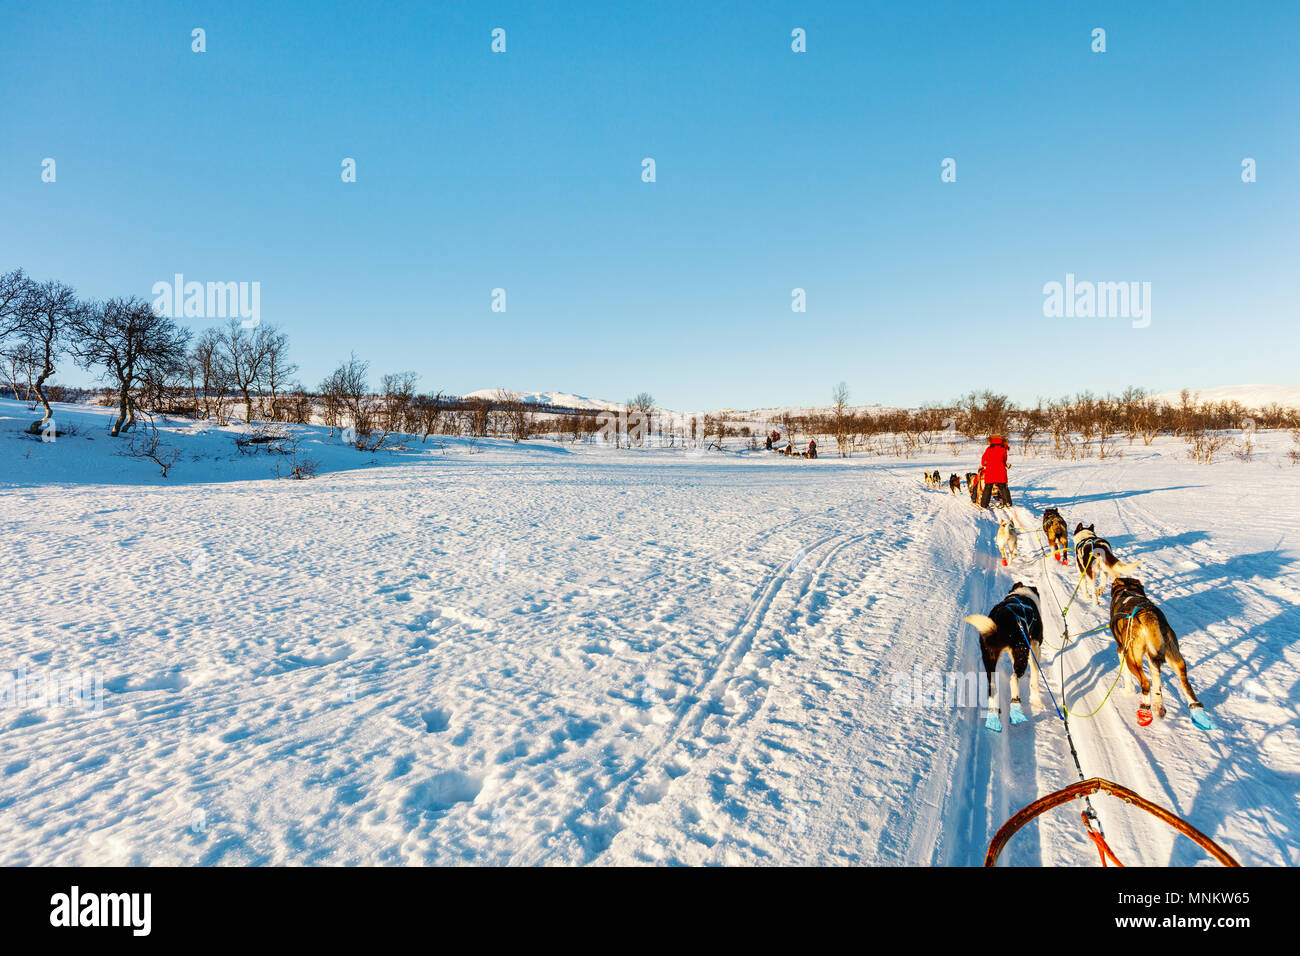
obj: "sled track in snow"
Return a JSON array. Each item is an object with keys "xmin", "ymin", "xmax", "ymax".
[
  {"xmin": 599, "ymin": 527, "xmax": 872, "ymax": 857},
  {"xmin": 509, "ymin": 520, "xmax": 872, "ymax": 864}
]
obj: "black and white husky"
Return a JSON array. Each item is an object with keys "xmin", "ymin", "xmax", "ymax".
[
  {"xmin": 1073, "ymin": 523, "xmax": 1139, "ymax": 606},
  {"xmin": 963, "ymin": 584, "xmax": 1045, "ymax": 732}
]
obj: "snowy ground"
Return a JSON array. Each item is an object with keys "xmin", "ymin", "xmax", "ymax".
[{"xmin": 1, "ymin": 398, "xmax": 1297, "ymax": 866}]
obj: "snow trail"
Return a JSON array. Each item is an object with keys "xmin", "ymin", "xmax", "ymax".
[{"xmin": 2, "ymin": 399, "xmax": 1296, "ymax": 865}]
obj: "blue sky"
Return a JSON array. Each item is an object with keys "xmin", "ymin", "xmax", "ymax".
[{"xmin": 2, "ymin": 1, "xmax": 1297, "ymax": 410}]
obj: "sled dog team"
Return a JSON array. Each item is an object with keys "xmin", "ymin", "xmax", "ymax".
[
  {"xmin": 959, "ymin": 503, "xmax": 1209, "ymax": 733},
  {"xmin": 767, "ymin": 430, "xmax": 817, "ymax": 459},
  {"xmin": 928, "ymin": 469, "xmax": 1008, "ymax": 513}
]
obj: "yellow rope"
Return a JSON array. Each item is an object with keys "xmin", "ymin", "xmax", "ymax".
[{"xmin": 1061, "ymin": 667, "xmax": 1124, "ymax": 719}]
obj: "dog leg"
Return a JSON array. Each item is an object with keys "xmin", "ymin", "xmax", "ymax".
[
  {"xmin": 983, "ymin": 658, "xmax": 1002, "ymax": 733},
  {"xmin": 1117, "ymin": 649, "xmax": 1133, "ymax": 695},
  {"xmin": 1131, "ymin": 656, "xmax": 1152, "ymax": 726},
  {"xmin": 1169, "ymin": 651, "xmax": 1214, "ymax": 729},
  {"xmin": 1028, "ymin": 646, "xmax": 1044, "ymax": 708},
  {"xmin": 1007, "ymin": 648, "xmax": 1030, "ymax": 724},
  {"xmin": 1008, "ymin": 669, "xmax": 1027, "ymax": 724},
  {"xmin": 1151, "ymin": 662, "xmax": 1166, "ymax": 719}
]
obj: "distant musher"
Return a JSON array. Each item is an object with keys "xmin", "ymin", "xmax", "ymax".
[{"xmin": 979, "ymin": 434, "xmax": 1012, "ymax": 508}]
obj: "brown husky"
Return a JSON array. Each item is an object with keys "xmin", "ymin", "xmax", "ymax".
[
  {"xmin": 1041, "ymin": 508, "xmax": 1069, "ymax": 565},
  {"xmin": 1110, "ymin": 577, "xmax": 1208, "ymax": 727}
]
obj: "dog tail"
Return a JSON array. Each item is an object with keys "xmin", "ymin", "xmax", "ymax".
[
  {"xmin": 964, "ymin": 614, "xmax": 998, "ymax": 638},
  {"xmin": 1109, "ymin": 555, "xmax": 1140, "ymax": 575}
]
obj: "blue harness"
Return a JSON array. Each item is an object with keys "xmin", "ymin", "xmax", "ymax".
[
  {"xmin": 1000, "ymin": 594, "xmax": 1039, "ymax": 645},
  {"xmin": 1076, "ymin": 534, "xmax": 1110, "ymax": 569}
]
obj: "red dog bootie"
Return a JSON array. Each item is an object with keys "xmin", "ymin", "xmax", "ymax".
[{"xmin": 1136, "ymin": 704, "xmax": 1153, "ymax": 727}]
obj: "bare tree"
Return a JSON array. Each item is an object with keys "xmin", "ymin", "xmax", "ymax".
[
  {"xmin": 1, "ymin": 338, "xmax": 39, "ymax": 402},
  {"xmin": 830, "ymin": 381, "xmax": 853, "ymax": 456},
  {"xmin": 326, "ymin": 354, "xmax": 371, "ymax": 439},
  {"xmin": 220, "ymin": 320, "xmax": 275, "ymax": 423},
  {"xmin": 261, "ymin": 326, "xmax": 296, "ymax": 421},
  {"xmin": 411, "ymin": 391, "xmax": 446, "ymax": 442},
  {"xmin": 190, "ymin": 327, "xmax": 232, "ymax": 422},
  {"xmin": 318, "ymin": 366, "xmax": 345, "ymax": 436},
  {"xmin": 73, "ymin": 297, "xmax": 190, "ymax": 436},
  {"xmin": 118, "ymin": 410, "xmax": 181, "ymax": 477},
  {"xmin": 494, "ymin": 389, "xmax": 532, "ymax": 443},
  {"xmin": 626, "ymin": 392, "xmax": 655, "ymax": 446},
  {"xmin": 0, "ymin": 268, "xmax": 30, "ymax": 339},
  {"xmin": 16, "ymin": 279, "xmax": 79, "ymax": 431},
  {"xmin": 383, "ymin": 372, "xmax": 420, "ymax": 433}
]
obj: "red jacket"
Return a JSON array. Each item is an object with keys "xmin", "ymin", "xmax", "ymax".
[{"xmin": 980, "ymin": 439, "xmax": 1009, "ymax": 483}]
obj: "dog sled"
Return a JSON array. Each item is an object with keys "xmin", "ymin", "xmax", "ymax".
[{"xmin": 986, "ymin": 777, "xmax": 1239, "ymax": 867}]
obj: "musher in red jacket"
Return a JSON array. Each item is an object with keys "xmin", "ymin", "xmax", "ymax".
[{"xmin": 978, "ymin": 434, "xmax": 1012, "ymax": 508}]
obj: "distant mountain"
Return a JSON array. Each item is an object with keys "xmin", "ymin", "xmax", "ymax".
[
  {"xmin": 461, "ymin": 389, "xmax": 622, "ymax": 411},
  {"xmin": 1148, "ymin": 384, "xmax": 1300, "ymax": 409},
  {"xmin": 709, "ymin": 403, "xmax": 900, "ymax": 420}
]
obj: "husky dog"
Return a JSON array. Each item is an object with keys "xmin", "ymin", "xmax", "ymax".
[
  {"xmin": 964, "ymin": 584, "xmax": 1044, "ymax": 732},
  {"xmin": 1042, "ymin": 508, "xmax": 1069, "ymax": 565},
  {"xmin": 965, "ymin": 472, "xmax": 980, "ymax": 505},
  {"xmin": 995, "ymin": 518, "xmax": 1019, "ymax": 567},
  {"xmin": 948, "ymin": 474, "xmax": 962, "ymax": 494},
  {"xmin": 1074, "ymin": 523, "xmax": 1139, "ymax": 605},
  {"xmin": 924, "ymin": 470, "xmax": 940, "ymax": 490},
  {"xmin": 1110, "ymin": 577, "xmax": 1207, "ymax": 727}
]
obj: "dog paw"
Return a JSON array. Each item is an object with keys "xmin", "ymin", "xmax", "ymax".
[
  {"xmin": 1009, "ymin": 702, "xmax": 1027, "ymax": 725},
  {"xmin": 1136, "ymin": 704, "xmax": 1153, "ymax": 727}
]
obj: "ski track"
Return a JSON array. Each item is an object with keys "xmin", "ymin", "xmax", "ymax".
[{"xmin": 1, "ymin": 399, "xmax": 1297, "ymax": 866}]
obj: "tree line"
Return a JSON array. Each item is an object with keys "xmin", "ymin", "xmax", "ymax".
[
  {"xmin": 0, "ymin": 268, "xmax": 611, "ymax": 449},
  {"xmin": 4, "ymin": 268, "xmax": 1294, "ymax": 464},
  {"xmin": 1, "ymin": 268, "xmax": 294, "ymax": 438},
  {"xmin": 772, "ymin": 386, "xmax": 1300, "ymax": 464}
]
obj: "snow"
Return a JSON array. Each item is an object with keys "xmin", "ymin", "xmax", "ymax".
[{"xmin": 1, "ymin": 397, "xmax": 1297, "ymax": 866}]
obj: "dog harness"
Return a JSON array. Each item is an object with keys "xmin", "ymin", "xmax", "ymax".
[
  {"xmin": 1000, "ymin": 594, "xmax": 1039, "ymax": 646},
  {"xmin": 1112, "ymin": 590, "xmax": 1153, "ymax": 623},
  {"xmin": 1075, "ymin": 532, "xmax": 1109, "ymax": 568}
]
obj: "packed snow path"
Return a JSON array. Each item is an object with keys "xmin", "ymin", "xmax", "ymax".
[{"xmin": 2, "ymin": 409, "xmax": 1297, "ymax": 865}]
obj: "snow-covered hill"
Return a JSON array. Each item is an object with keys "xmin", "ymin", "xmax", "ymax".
[
  {"xmin": 461, "ymin": 389, "xmax": 621, "ymax": 411},
  {"xmin": 1149, "ymin": 384, "xmax": 1300, "ymax": 409}
]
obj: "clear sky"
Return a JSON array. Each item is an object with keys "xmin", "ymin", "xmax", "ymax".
[{"xmin": 2, "ymin": 1, "xmax": 1297, "ymax": 410}]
